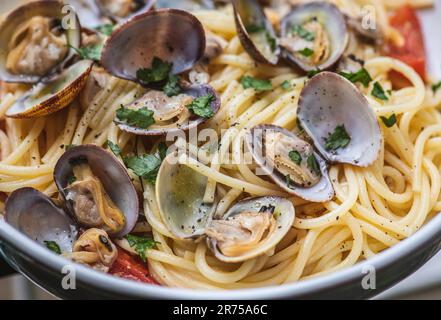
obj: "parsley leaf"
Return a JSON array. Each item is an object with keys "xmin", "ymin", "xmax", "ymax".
[
  {"xmin": 158, "ymin": 142, "xmax": 168, "ymax": 161},
  {"xmin": 298, "ymin": 48, "xmax": 314, "ymax": 57},
  {"xmin": 325, "ymin": 125, "xmax": 351, "ymax": 151},
  {"xmin": 124, "ymin": 154, "xmax": 162, "ymax": 184},
  {"xmin": 125, "ymin": 234, "xmax": 159, "ymax": 262},
  {"xmin": 246, "ymin": 24, "xmax": 266, "ymax": 33},
  {"xmin": 240, "ymin": 76, "xmax": 272, "ymax": 91},
  {"xmin": 289, "ymin": 150, "xmax": 302, "ymax": 165},
  {"xmin": 95, "ymin": 23, "xmax": 114, "ymax": 36},
  {"xmin": 68, "ymin": 175, "xmax": 77, "ymax": 185},
  {"xmin": 163, "ymin": 74, "xmax": 181, "ymax": 97},
  {"xmin": 44, "ymin": 241, "xmax": 61, "ymax": 255},
  {"xmin": 281, "ymin": 80, "xmax": 291, "ymax": 90},
  {"xmin": 186, "ymin": 94, "xmax": 215, "ymax": 118},
  {"xmin": 65, "ymin": 144, "xmax": 77, "ymax": 151},
  {"xmin": 380, "ymin": 113, "xmax": 397, "ymax": 128},
  {"xmin": 71, "ymin": 44, "xmax": 103, "ymax": 62},
  {"xmin": 307, "ymin": 155, "xmax": 321, "ymax": 175},
  {"xmin": 136, "ymin": 57, "xmax": 172, "ymax": 85},
  {"xmin": 116, "ymin": 105, "xmax": 155, "ymax": 129},
  {"xmin": 107, "ymin": 140, "xmax": 121, "ymax": 156},
  {"xmin": 371, "ymin": 81, "xmax": 389, "ymax": 101},
  {"xmin": 307, "ymin": 69, "xmax": 321, "ymax": 78},
  {"xmin": 432, "ymin": 81, "xmax": 441, "ymax": 93},
  {"xmin": 292, "ymin": 24, "xmax": 315, "ymax": 41},
  {"xmin": 339, "ymin": 68, "xmax": 372, "ymax": 87}
]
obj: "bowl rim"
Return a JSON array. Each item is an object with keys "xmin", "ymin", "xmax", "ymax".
[{"xmin": 1, "ymin": 212, "xmax": 441, "ymax": 299}]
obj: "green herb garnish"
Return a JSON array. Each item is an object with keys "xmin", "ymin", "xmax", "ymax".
[
  {"xmin": 158, "ymin": 142, "xmax": 168, "ymax": 161},
  {"xmin": 325, "ymin": 125, "xmax": 351, "ymax": 151},
  {"xmin": 65, "ymin": 144, "xmax": 77, "ymax": 151},
  {"xmin": 307, "ymin": 154, "xmax": 321, "ymax": 175},
  {"xmin": 95, "ymin": 24, "xmax": 114, "ymax": 36},
  {"xmin": 289, "ymin": 150, "xmax": 302, "ymax": 165},
  {"xmin": 246, "ymin": 24, "xmax": 266, "ymax": 33},
  {"xmin": 298, "ymin": 48, "xmax": 314, "ymax": 57},
  {"xmin": 292, "ymin": 24, "xmax": 315, "ymax": 41},
  {"xmin": 136, "ymin": 57, "xmax": 172, "ymax": 85},
  {"xmin": 372, "ymin": 81, "xmax": 389, "ymax": 101},
  {"xmin": 44, "ymin": 241, "xmax": 61, "ymax": 255},
  {"xmin": 380, "ymin": 114, "xmax": 397, "ymax": 128},
  {"xmin": 68, "ymin": 175, "xmax": 77, "ymax": 185},
  {"xmin": 124, "ymin": 154, "xmax": 162, "ymax": 184},
  {"xmin": 339, "ymin": 68, "xmax": 372, "ymax": 87},
  {"xmin": 107, "ymin": 140, "xmax": 121, "ymax": 156},
  {"xmin": 71, "ymin": 44, "xmax": 103, "ymax": 62},
  {"xmin": 163, "ymin": 74, "xmax": 182, "ymax": 97},
  {"xmin": 432, "ymin": 81, "xmax": 441, "ymax": 93},
  {"xmin": 125, "ymin": 234, "xmax": 159, "ymax": 262},
  {"xmin": 281, "ymin": 80, "xmax": 291, "ymax": 90},
  {"xmin": 116, "ymin": 105, "xmax": 155, "ymax": 129},
  {"xmin": 307, "ymin": 69, "xmax": 321, "ymax": 78},
  {"xmin": 186, "ymin": 94, "xmax": 215, "ymax": 118},
  {"xmin": 240, "ymin": 76, "xmax": 272, "ymax": 91}
]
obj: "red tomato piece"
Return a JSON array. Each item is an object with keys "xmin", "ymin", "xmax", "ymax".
[{"xmin": 109, "ymin": 248, "xmax": 159, "ymax": 285}]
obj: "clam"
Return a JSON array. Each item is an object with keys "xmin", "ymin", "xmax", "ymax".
[
  {"xmin": 5, "ymin": 187, "xmax": 78, "ymax": 253},
  {"xmin": 232, "ymin": 0, "xmax": 280, "ymax": 65},
  {"xmin": 156, "ymin": 151, "xmax": 217, "ymax": 239},
  {"xmin": 115, "ymin": 84, "xmax": 220, "ymax": 136},
  {"xmin": 155, "ymin": 0, "xmax": 215, "ymax": 11},
  {"xmin": 206, "ymin": 196, "xmax": 294, "ymax": 263},
  {"xmin": 280, "ymin": 2, "xmax": 348, "ymax": 71},
  {"xmin": 0, "ymin": 0, "xmax": 81, "ymax": 83},
  {"xmin": 95, "ymin": 0, "xmax": 155, "ymax": 22},
  {"xmin": 65, "ymin": 0, "xmax": 105, "ymax": 29},
  {"xmin": 101, "ymin": 9, "xmax": 206, "ymax": 83},
  {"xmin": 6, "ymin": 60, "xmax": 93, "ymax": 118},
  {"xmin": 245, "ymin": 124, "xmax": 334, "ymax": 202},
  {"xmin": 297, "ymin": 72, "xmax": 381, "ymax": 166},
  {"xmin": 54, "ymin": 144, "xmax": 139, "ymax": 237}
]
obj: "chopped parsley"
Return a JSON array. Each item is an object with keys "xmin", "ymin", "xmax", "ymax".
[
  {"xmin": 380, "ymin": 113, "xmax": 397, "ymax": 128},
  {"xmin": 158, "ymin": 142, "xmax": 168, "ymax": 160},
  {"xmin": 292, "ymin": 24, "xmax": 315, "ymax": 41},
  {"xmin": 266, "ymin": 32, "xmax": 277, "ymax": 52},
  {"xmin": 307, "ymin": 154, "xmax": 321, "ymax": 175},
  {"xmin": 339, "ymin": 68, "xmax": 372, "ymax": 87},
  {"xmin": 65, "ymin": 144, "xmax": 77, "ymax": 151},
  {"xmin": 71, "ymin": 44, "xmax": 103, "ymax": 62},
  {"xmin": 125, "ymin": 234, "xmax": 159, "ymax": 262},
  {"xmin": 240, "ymin": 76, "xmax": 272, "ymax": 91},
  {"xmin": 68, "ymin": 175, "xmax": 77, "ymax": 185},
  {"xmin": 371, "ymin": 82, "xmax": 389, "ymax": 101},
  {"xmin": 95, "ymin": 24, "xmax": 114, "ymax": 36},
  {"xmin": 116, "ymin": 105, "xmax": 155, "ymax": 129},
  {"xmin": 307, "ymin": 69, "xmax": 321, "ymax": 78},
  {"xmin": 124, "ymin": 154, "xmax": 162, "ymax": 184},
  {"xmin": 136, "ymin": 57, "xmax": 172, "ymax": 85},
  {"xmin": 298, "ymin": 47, "xmax": 314, "ymax": 57},
  {"xmin": 44, "ymin": 241, "xmax": 61, "ymax": 255},
  {"xmin": 107, "ymin": 140, "xmax": 121, "ymax": 156},
  {"xmin": 163, "ymin": 74, "xmax": 182, "ymax": 97},
  {"xmin": 325, "ymin": 125, "xmax": 351, "ymax": 151},
  {"xmin": 432, "ymin": 81, "xmax": 441, "ymax": 93},
  {"xmin": 246, "ymin": 24, "xmax": 266, "ymax": 33},
  {"xmin": 281, "ymin": 80, "xmax": 291, "ymax": 90},
  {"xmin": 289, "ymin": 150, "xmax": 302, "ymax": 165},
  {"xmin": 186, "ymin": 94, "xmax": 215, "ymax": 118}
]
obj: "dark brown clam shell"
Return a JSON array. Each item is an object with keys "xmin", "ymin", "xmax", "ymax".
[{"xmin": 54, "ymin": 144, "xmax": 139, "ymax": 238}]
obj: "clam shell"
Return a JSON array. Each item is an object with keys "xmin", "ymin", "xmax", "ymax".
[
  {"xmin": 101, "ymin": 9, "xmax": 206, "ymax": 83},
  {"xmin": 297, "ymin": 72, "xmax": 382, "ymax": 167},
  {"xmin": 5, "ymin": 187, "xmax": 78, "ymax": 253},
  {"xmin": 6, "ymin": 60, "xmax": 93, "ymax": 119},
  {"xmin": 95, "ymin": 0, "xmax": 155, "ymax": 23},
  {"xmin": 0, "ymin": 0, "xmax": 82, "ymax": 83},
  {"xmin": 207, "ymin": 196, "xmax": 295, "ymax": 263},
  {"xmin": 54, "ymin": 144, "xmax": 139, "ymax": 238},
  {"xmin": 232, "ymin": 0, "xmax": 280, "ymax": 65},
  {"xmin": 280, "ymin": 2, "xmax": 348, "ymax": 71},
  {"xmin": 246, "ymin": 124, "xmax": 334, "ymax": 202},
  {"xmin": 64, "ymin": 0, "xmax": 104, "ymax": 29},
  {"xmin": 156, "ymin": 151, "xmax": 217, "ymax": 239},
  {"xmin": 117, "ymin": 84, "xmax": 221, "ymax": 136},
  {"xmin": 155, "ymin": 0, "xmax": 215, "ymax": 11}
]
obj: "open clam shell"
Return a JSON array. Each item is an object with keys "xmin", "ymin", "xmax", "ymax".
[
  {"xmin": 101, "ymin": 9, "xmax": 206, "ymax": 83},
  {"xmin": 5, "ymin": 187, "xmax": 78, "ymax": 253},
  {"xmin": 297, "ymin": 72, "xmax": 381, "ymax": 167},
  {"xmin": 0, "ymin": 0, "xmax": 82, "ymax": 83},
  {"xmin": 245, "ymin": 124, "xmax": 334, "ymax": 202},
  {"xmin": 280, "ymin": 2, "xmax": 348, "ymax": 71},
  {"xmin": 95, "ymin": 0, "xmax": 155, "ymax": 23},
  {"xmin": 155, "ymin": 0, "xmax": 215, "ymax": 11},
  {"xmin": 116, "ymin": 84, "xmax": 221, "ymax": 136},
  {"xmin": 233, "ymin": 0, "xmax": 280, "ymax": 65},
  {"xmin": 54, "ymin": 144, "xmax": 139, "ymax": 238},
  {"xmin": 156, "ymin": 151, "xmax": 217, "ymax": 239},
  {"xmin": 65, "ymin": 0, "xmax": 104, "ymax": 29},
  {"xmin": 207, "ymin": 196, "xmax": 295, "ymax": 263},
  {"xmin": 6, "ymin": 60, "xmax": 93, "ymax": 119}
]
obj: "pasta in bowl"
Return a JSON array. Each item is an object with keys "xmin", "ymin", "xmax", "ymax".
[{"xmin": 0, "ymin": 0, "xmax": 441, "ymax": 298}]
